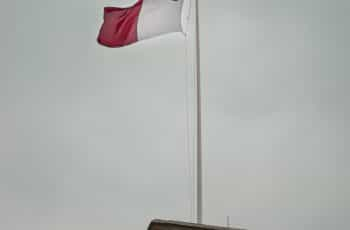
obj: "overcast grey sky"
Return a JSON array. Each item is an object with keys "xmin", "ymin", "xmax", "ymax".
[{"xmin": 1, "ymin": 0, "xmax": 349, "ymax": 229}]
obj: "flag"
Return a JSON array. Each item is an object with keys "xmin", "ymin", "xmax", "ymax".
[{"xmin": 97, "ymin": 0, "xmax": 186, "ymax": 47}]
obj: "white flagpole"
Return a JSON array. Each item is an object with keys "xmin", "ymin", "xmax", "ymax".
[{"xmin": 194, "ymin": 0, "xmax": 203, "ymax": 224}]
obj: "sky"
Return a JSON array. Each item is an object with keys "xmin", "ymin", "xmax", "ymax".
[{"xmin": 0, "ymin": 0, "xmax": 349, "ymax": 229}]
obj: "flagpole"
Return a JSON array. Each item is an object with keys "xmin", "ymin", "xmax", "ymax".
[{"xmin": 194, "ymin": 0, "xmax": 203, "ymax": 224}]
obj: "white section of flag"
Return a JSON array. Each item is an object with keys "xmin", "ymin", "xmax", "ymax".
[{"xmin": 137, "ymin": 0, "xmax": 189, "ymax": 41}]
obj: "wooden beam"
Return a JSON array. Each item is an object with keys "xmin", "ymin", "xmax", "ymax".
[{"xmin": 148, "ymin": 219, "xmax": 246, "ymax": 230}]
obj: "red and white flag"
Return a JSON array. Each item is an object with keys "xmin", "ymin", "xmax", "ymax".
[{"xmin": 97, "ymin": 0, "xmax": 187, "ymax": 47}]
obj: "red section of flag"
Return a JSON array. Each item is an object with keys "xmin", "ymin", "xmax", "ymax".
[{"xmin": 97, "ymin": 0, "xmax": 143, "ymax": 47}]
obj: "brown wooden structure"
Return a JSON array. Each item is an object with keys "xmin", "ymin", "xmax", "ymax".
[{"xmin": 148, "ymin": 219, "xmax": 245, "ymax": 230}]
